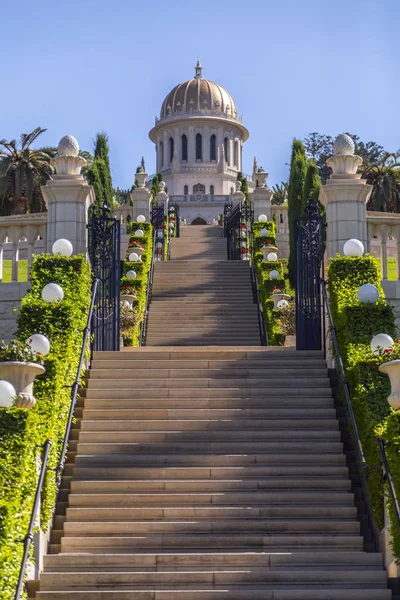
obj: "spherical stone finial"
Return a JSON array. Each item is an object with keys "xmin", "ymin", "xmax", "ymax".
[
  {"xmin": 57, "ymin": 135, "xmax": 80, "ymax": 157},
  {"xmin": 159, "ymin": 181, "xmax": 166, "ymax": 191},
  {"xmin": 333, "ymin": 133, "xmax": 355, "ymax": 156}
]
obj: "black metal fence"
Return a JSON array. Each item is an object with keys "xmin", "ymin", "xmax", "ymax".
[{"xmin": 89, "ymin": 211, "xmax": 121, "ymax": 351}]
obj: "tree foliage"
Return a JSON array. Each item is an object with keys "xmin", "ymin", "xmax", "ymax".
[
  {"xmin": 364, "ymin": 152, "xmax": 400, "ymax": 212},
  {"xmin": 0, "ymin": 127, "xmax": 52, "ymax": 215},
  {"xmin": 86, "ymin": 132, "xmax": 114, "ymax": 216},
  {"xmin": 271, "ymin": 182, "xmax": 288, "ymax": 205},
  {"xmin": 236, "ymin": 171, "xmax": 250, "ymax": 204},
  {"xmin": 287, "ymin": 139, "xmax": 307, "ymax": 287}
]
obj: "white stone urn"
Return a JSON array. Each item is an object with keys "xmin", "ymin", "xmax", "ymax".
[
  {"xmin": 121, "ymin": 294, "xmax": 138, "ymax": 307},
  {"xmin": 270, "ymin": 293, "xmax": 291, "ymax": 309},
  {"xmin": 0, "ymin": 362, "xmax": 45, "ymax": 409},
  {"xmin": 261, "ymin": 246, "xmax": 278, "ymax": 262},
  {"xmin": 379, "ymin": 360, "xmax": 400, "ymax": 409},
  {"xmin": 129, "ymin": 246, "xmax": 145, "ymax": 256}
]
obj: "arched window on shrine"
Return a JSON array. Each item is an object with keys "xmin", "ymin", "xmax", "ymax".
[
  {"xmin": 160, "ymin": 141, "xmax": 164, "ymax": 167},
  {"xmin": 184, "ymin": 185, "xmax": 188, "ymax": 196},
  {"xmin": 181, "ymin": 134, "xmax": 188, "ymax": 161},
  {"xmin": 224, "ymin": 137, "xmax": 229, "ymax": 165},
  {"xmin": 210, "ymin": 134, "xmax": 216, "ymax": 161},
  {"xmin": 193, "ymin": 183, "xmax": 205, "ymax": 193},
  {"xmin": 169, "ymin": 137, "xmax": 174, "ymax": 163},
  {"xmin": 210, "ymin": 185, "xmax": 215, "ymax": 195},
  {"xmin": 196, "ymin": 133, "xmax": 202, "ymax": 161},
  {"xmin": 234, "ymin": 141, "xmax": 239, "ymax": 167}
]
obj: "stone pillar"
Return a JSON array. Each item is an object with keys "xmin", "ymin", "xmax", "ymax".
[
  {"xmin": 232, "ymin": 180, "xmax": 245, "ymax": 206},
  {"xmin": 251, "ymin": 168, "xmax": 273, "ymax": 221},
  {"xmin": 130, "ymin": 169, "xmax": 152, "ymax": 222},
  {"xmin": 156, "ymin": 181, "xmax": 169, "ymax": 212},
  {"xmin": 319, "ymin": 133, "xmax": 373, "ymax": 259},
  {"xmin": 41, "ymin": 135, "xmax": 95, "ymax": 256}
]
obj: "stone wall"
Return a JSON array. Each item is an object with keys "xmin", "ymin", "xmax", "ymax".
[{"xmin": 0, "ymin": 282, "xmax": 29, "ymax": 341}]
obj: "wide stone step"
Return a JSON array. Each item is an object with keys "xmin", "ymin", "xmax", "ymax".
[
  {"xmin": 90, "ymin": 360, "xmax": 327, "ymax": 369},
  {"xmin": 75, "ymin": 453, "xmax": 346, "ymax": 467},
  {"xmin": 69, "ymin": 478, "xmax": 351, "ymax": 493},
  {"xmin": 82, "ymin": 397, "xmax": 335, "ymax": 408},
  {"xmin": 35, "ymin": 589, "xmax": 392, "ymax": 600},
  {"xmin": 43, "ymin": 550, "xmax": 383, "ymax": 570},
  {"xmin": 65, "ymin": 505, "xmax": 357, "ymax": 521},
  {"xmin": 86, "ymin": 377, "xmax": 330, "ymax": 389},
  {"xmin": 71, "ymin": 465, "xmax": 349, "ymax": 480},
  {"xmin": 84, "ymin": 387, "xmax": 333, "ymax": 398},
  {"xmin": 68, "ymin": 490, "xmax": 354, "ymax": 506},
  {"xmin": 39, "ymin": 567, "xmax": 386, "ymax": 589},
  {"xmin": 59, "ymin": 533, "xmax": 363, "ymax": 552},
  {"xmin": 79, "ymin": 409, "xmax": 336, "ymax": 421},
  {"xmin": 88, "ymin": 368, "xmax": 327, "ymax": 379},
  {"xmin": 92, "ymin": 350, "xmax": 324, "ymax": 360}
]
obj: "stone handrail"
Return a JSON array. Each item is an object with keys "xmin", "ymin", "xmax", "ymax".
[
  {"xmin": 0, "ymin": 213, "xmax": 47, "ymax": 282},
  {"xmin": 367, "ymin": 211, "xmax": 400, "ymax": 280}
]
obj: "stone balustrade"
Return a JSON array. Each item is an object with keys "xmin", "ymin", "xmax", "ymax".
[
  {"xmin": 367, "ymin": 211, "xmax": 400, "ymax": 280},
  {"xmin": 0, "ymin": 213, "xmax": 47, "ymax": 282}
]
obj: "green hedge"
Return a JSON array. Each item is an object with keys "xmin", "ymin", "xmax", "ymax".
[
  {"xmin": 327, "ymin": 254, "xmax": 400, "ymax": 556},
  {"xmin": 0, "ymin": 254, "xmax": 91, "ymax": 599},
  {"xmin": 122, "ymin": 221, "xmax": 153, "ymax": 346},
  {"xmin": 252, "ymin": 221, "xmax": 288, "ymax": 345}
]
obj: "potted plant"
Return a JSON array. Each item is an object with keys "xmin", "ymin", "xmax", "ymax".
[
  {"xmin": 378, "ymin": 340, "xmax": 400, "ymax": 409},
  {"xmin": 279, "ymin": 301, "xmax": 296, "ymax": 346},
  {"xmin": 270, "ymin": 287, "xmax": 291, "ymax": 309},
  {"xmin": 0, "ymin": 340, "xmax": 45, "ymax": 409},
  {"xmin": 260, "ymin": 238, "xmax": 278, "ymax": 261},
  {"xmin": 121, "ymin": 283, "xmax": 138, "ymax": 307},
  {"xmin": 120, "ymin": 303, "xmax": 138, "ymax": 347},
  {"xmin": 128, "ymin": 237, "xmax": 145, "ymax": 257}
]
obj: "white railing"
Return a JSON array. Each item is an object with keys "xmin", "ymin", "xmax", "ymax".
[
  {"xmin": 0, "ymin": 213, "xmax": 47, "ymax": 282},
  {"xmin": 367, "ymin": 211, "xmax": 400, "ymax": 280}
]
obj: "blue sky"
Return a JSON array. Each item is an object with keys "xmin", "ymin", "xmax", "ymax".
[{"xmin": 1, "ymin": 0, "xmax": 398, "ymax": 190}]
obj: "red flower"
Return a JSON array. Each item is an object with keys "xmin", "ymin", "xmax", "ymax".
[{"xmin": 385, "ymin": 348, "xmax": 393, "ymax": 354}]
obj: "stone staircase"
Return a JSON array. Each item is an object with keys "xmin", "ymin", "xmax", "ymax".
[
  {"xmin": 36, "ymin": 347, "xmax": 390, "ymax": 599},
  {"xmin": 146, "ymin": 225, "xmax": 261, "ymax": 346}
]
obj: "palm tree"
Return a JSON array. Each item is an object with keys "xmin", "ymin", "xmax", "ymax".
[
  {"xmin": 0, "ymin": 127, "xmax": 52, "ymax": 215},
  {"xmin": 363, "ymin": 152, "xmax": 400, "ymax": 212},
  {"xmin": 272, "ymin": 182, "xmax": 288, "ymax": 205}
]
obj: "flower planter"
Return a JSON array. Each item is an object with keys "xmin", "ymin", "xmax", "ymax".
[
  {"xmin": 129, "ymin": 246, "xmax": 145, "ymax": 256},
  {"xmin": 261, "ymin": 246, "xmax": 278, "ymax": 262},
  {"xmin": 0, "ymin": 361, "xmax": 45, "ymax": 409},
  {"xmin": 379, "ymin": 360, "xmax": 400, "ymax": 409},
  {"xmin": 121, "ymin": 294, "xmax": 138, "ymax": 307},
  {"xmin": 270, "ymin": 293, "xmax": 290, "ymax": 309}
]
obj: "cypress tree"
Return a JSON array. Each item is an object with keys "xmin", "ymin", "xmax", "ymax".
[
  {"xmin": 87, "ymin": 132, "xmax": 114, "ymax": 215},
  {"xmin": 287, "ymin": 139, "xmax": 307, "ymax": 288},
  {"xmin": 303, "ymin": 159, "xmax": 321, "ymax": 206}
]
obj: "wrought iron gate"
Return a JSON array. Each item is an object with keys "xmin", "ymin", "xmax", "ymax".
[
  {"xmin": 90, "ymin": 210, "xmax": 121, "ymax": 351},
  {"xmin": 169, "ymin": 202, "xmax": 180, "ymax": 238},
  {"xmin": 295, "ymin": 203, "xmax": 324, "ymax": 351},
  {"xmin": 224, "ymin": 202, "xmax": 253, "ymax": 260},
  {"xmin": 151, "ymin": 203, "xmax": 165, "ymax": 261}
]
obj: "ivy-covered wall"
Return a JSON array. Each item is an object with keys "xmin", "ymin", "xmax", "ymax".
[
  {"xmin": 327, "ymin": 254, "xmax": 400, "ymax": 558},
  {"xmin": 121, "ymin": 221, "xmax": 153, "ymax": 346},
  {"xmin": 252, "ymin": 221, "xmax": 289, "ymax": 345},
  {"xmin": 0, "ymin": 254, "xmax": 91, "ymax": 599}
]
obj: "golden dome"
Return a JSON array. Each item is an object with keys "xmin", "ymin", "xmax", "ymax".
[{"xmin": 160, "ymin": 60, "xmax": 238, "ymax": 120}]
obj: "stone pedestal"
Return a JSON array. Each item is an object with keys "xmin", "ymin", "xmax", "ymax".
[
  {"xmin": 156, "ymin": 181, "xmax": 169, "ymax": 212},
  {"xmin": 131, "ymin": 170, "xmax": 152, "ymax": 222},
  {"xmin": 319, "ymin": 133, "xmax": 372, "ymax": 259},
  {"xmin": 231, "ymin": 180, "xmax": 244, "ymax": 206},
  {"xmin": 41, "ymin": 135, "xmax": 94, "ymax": 256},
  {"xmin": 251, "ymin": 169, "xmax": 273, "ymax": 221}
]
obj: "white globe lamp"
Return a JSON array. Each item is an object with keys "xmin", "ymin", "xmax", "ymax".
[
  {"xmin": 258, "ymin": 214, "xmax": 267, "ymax": 222},
  {"xmin": 260, "ymin": 229, "xmax": 268, "ymax": 237},
  {"xmin": 370, "ymin": 334, "xmax": 394, "ymax": 356},
  {"xmin": 134, "ymin": 229, "xmax": 144, "ymax": 237},
  {"xmin": 0, "ymin": 380, "xmax": 16, "ymax": 408},
  {"xmin": 52, "ymin": 239, "xmax": 73, "ymax": 257},
  {"xmin": 129, "ymin": 252, "xmax": 139, "ymax": 262},
  {"xmin": 267, "ymin": 252, "xmax": 278, "ymax": 262},
  {"xmin": 270, "ymin": 270, "xmax": 280, "ymax": 280},
  {"xmin": 126, "ymin": 270, "xmax": 137, "ymax": 280},
  {"xmin": 27, "ymin": 334, "xmax": 51, "ymax": 357},
  {"xmin": 156, "ymin": 242, "xmax": 163, "ymax": 249},
  {"xmin": 277, "ymin": 299, "xmax": 289, "ymax": 309},
  {"xmin": 41, "ymin": 283, "xmax": 64, "ymax": 303},
  {"xmin": 358, "ymin": 284, "xmax": 379, "ymax": 304},
  {"xmin": 343, "ymin": 239, "xmax": 364, "ymax": 257},
  {"xmin": 136, "ymin": 215, "xmax": 146, "ymax": 223},
  {"xmin": 241, "ymin": 241, "xmax": 247, "ymax": 248}
]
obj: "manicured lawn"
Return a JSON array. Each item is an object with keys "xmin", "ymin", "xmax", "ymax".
[
  {"xmin": 2, "ymin": 260, "xmax": 29, "ymax": 282},
  {"xmin": 387, "ymin": 258, "xmax": 397, "ymax": 280}
]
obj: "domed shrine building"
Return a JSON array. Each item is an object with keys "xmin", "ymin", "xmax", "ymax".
[{"xmin": 148, "ymin": 60, "xmax": 256, "ymax": 225}]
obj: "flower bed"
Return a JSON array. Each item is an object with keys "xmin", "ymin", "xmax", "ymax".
[{"xmin": 0, "ymin": 254, "xmax": 91, "ymax": 598}]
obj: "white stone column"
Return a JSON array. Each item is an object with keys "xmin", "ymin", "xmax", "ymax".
[
  {"xmin": 251, "ymin": 168, "xmax": 273, "ymax": 221},
  {"xmin": 156, "ymin": 181, "xmax": 169, "ymax": 212},
  {"xmin": 41, "ymin": 135, "xmax": 95, "ymax": 256},
  {"xmin": 319, "ymin": 133, "xmax": 372, "ymax": 259},
  {"xmin": 232, "ymin": 180, "xmax": 245, "ymax": 206},
  {"xmin": 131, "ymin": 170, "xmax": 152, "ymax": 222}
]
